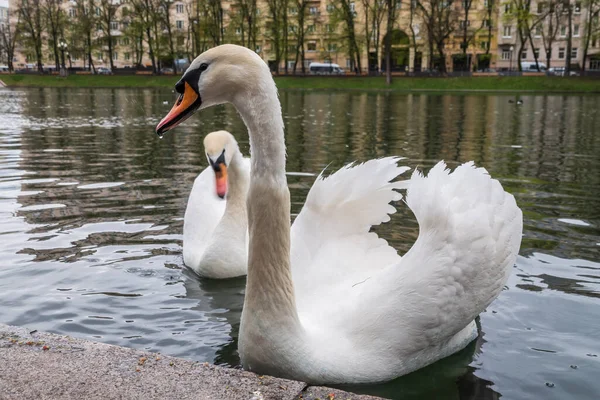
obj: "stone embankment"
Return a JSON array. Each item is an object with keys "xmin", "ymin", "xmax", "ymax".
[{"xmin": 0, "ymin": 324, "xmax": 383, "ymax": 400}]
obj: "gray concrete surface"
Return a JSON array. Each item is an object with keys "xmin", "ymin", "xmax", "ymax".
[{"xmin": 0, "ymin": 324, "xmax": 383, "ymax": 400}]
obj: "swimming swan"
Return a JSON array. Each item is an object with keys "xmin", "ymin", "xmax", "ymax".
[
  {"xmin": 183, "ymin": 130, "xmax": 250, "ymax": 279},
  {"xmin": 187, "ymin": 133, "xmax": 407, "ymax": 280},
  {"xmin": 156, "ymin": 44, "xmax": 523, "ymax": 384}
]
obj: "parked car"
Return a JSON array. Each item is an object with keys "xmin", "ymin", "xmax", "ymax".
[
  {"xmin": 309, "ymin": 62, "xmax": 345, "ymax": 75},
  {"xmin": 548, "ymin": 67, "xmax": 579, "ymax": 76},
  {"xmin": 160, "ymin": 67, "xmax": 174, "ymax": 74},
  {"xmin": 96, "ymin": 67, "xmax": 113, "ymax": 75},
  {"xmin": 521, "ymin": 61, "xmax": 547, "ymax": 72}
]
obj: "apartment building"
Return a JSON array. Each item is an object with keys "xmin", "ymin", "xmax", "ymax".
[
  {"xmin": 0, "ymin": 0, "xmax": 8, "ymax": 65},
  {"xmin": 5, "ymin": 0, "xmax": 596, "ymax": 73},
  {"xmin": 497, "ymin": 0, "xmax": 600, "ymax": 71}
]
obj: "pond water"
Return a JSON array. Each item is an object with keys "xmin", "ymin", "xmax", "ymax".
[{"xmin": 0, "ymin": 88, "xmax": 599, "ymax": 399}]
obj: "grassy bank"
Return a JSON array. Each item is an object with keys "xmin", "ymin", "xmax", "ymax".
[{"xmin": 2, "ymin": 73, "xmax": 600, "ymax": 92}]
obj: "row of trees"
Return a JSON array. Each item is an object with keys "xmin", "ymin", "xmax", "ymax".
[
  {"xmin": 1, "ymin": 0, "xmax": 599, "ymax": 77},
  {"xmin": 504, "ymin": 0, "xmax": 600, "ymax": 73}
]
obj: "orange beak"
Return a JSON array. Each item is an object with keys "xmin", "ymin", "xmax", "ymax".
[
  {"xmin": 214, "ymin": 163, "xmax": 227, "ymax": 199},
  {"xmin": 156, "ymin": 81, "xmax": 201, "ymax": 136}
]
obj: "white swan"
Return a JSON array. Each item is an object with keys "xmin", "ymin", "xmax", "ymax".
[
  {"xmin": 156, "ymin": 44, "xmax": 523, "ymax": 384},
  {"xmin": 183, "ymin": 130, "xmax": 250, "ymax": 279}
]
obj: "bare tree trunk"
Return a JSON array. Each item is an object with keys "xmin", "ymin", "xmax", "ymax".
[
  {"xmin": 385, "ymin": 0, "xmax": 393, "ymax": 84},
  {"xmin": 565, "ymin": 3, "xmax": 573, "ymax": 74}
]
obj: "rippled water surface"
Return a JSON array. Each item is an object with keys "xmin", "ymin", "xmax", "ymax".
[{"xmin": 0, "ymin": 88, "xmax": 599, "ymax": 399}]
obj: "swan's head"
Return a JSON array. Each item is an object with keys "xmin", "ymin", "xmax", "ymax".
[
  {"xmin": 156, "ymin": 44, "xmax": 270, "ymax": 136},
  {"xmin": 204, "ymin": 130, "xmax": 239, "ymax": 199}
]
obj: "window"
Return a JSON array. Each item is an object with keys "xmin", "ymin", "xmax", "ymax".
[
  {"xmin": 122, "ymin": 7, "xmax": 129, "ymax": 16},
  {"xmin": 328, "ymin": 43, "xmax": 337, "ymax": 51},
  {"xmin": 307, "ymin": 25, "xmax": 315, "ymax": 33},
  {"xmin": 96, "ymin": 23, "xmax": 102, "ymax": 31},
  {"xmin": 558, "ymin": 47, "xmax": 565, "ymax": 59},
  {"xmin": 124, "ymin": 52, "xmax": 130, "ymax": 61},
  {"xmin": 112, "ymin": 52, "xmax": 118, "ymax": 60},
  {"xmin": 503, "ymin": 25, "xmax": 512, "ymax": 37},
  {"xmin": 350, "ymin": 2, "xmax": 355, "ymax": 12},
  {"xmin": 176, "ymin": 4, "xmax": 184, "ymax": 13},
  {"xmin": 574, "ymin": 1, "xmax": 581, "ymax": 13},
  {"xmin": 483, "ymin": 19, "xmax": 491, "ymax": 28},
  {"xmin": 571, "ymin": 47, "xmax": 578, "ymax": 58},
  {"xmin": 502, "ymin": 50, "xmax": 511, "ymax": 60},
  {"xmin": 110, "ymin": 21, "xmax": 118, "ymax": 30},
  {"xmin": 504, "ymin": 3, "xmax": 512, "ymax": 13},
  {"xmin": 538, "ymin": 2, "xmax": 546, "ymax": 13},
  {"xmin": 309, "ymin": 6, "xmax": 318, "ymax": 14},
  {"xmin": 96, "ymin": 52, "xmax": 103, "ymax": 60},
  {"xmin": 255, "ymin": 45, "xmax": 261, "ymax": 53},
  {"xmin": 287, "ymin": 61, "xmax": 295, "ymax": 69},
  {"xmin": 574, "ymin": 24, "xmax": 579, "ymax": 37},
  {"xmin": 460, "ymin": 20, "xmax": 470, "ymax": 29},
  {"xmin": 69, "ymin": 8, "xmax": 76, "ymax": 17},
  {"xmin": 288, "ymin": 25, "xmax": 297, "ymax": 33},
  {"xmin": 307, "ymin": 41, "xmax": 317, "ymax": 51},
  {"xmin": 560, "ymin": 26, "xmax": 566, "ymax": 36},
  {"xmin": 120, "ymin": 38, "xmax": 130, "ymax": 46},
  {"xmin": 590, "ymin": 59, "xmax": 600, "ymax": 70},
  {"xmin": 484, "ymin": 0, "xmax": 488, "ymax": 6},
  {"xmin": 521, "ymin": 48, "xmax": 527, "ymax": 59},
  {"xmin": 235, "ymin": 27, "xmax": 241, "ymax": 35},
  {"xmin": 535, "ymin": 25, "xmax": 542, "ymax": 37},
  {"xmin": 122, "ymin": 21, "xmax": 129, "ymax": 29},
  {"xmin": 326, "ymin": 4, "xmax": 334, "ymax": 12},
  {"xmin": 534, "ymin": 48, "xmax": 540, "ymax": 59},
  {"xmin": 288, "ymin": 45, "xmax": 296, "ymax": 53},
  {"xmin": 346, "ymin": 59, "xmax": 353, "ymax": 68},
  {"xmin": 480, "ymin": 41, "xmax": 488, "ymax": 50},
  {"xmin": 325, "ymin": 24, "xmax": 333, "ymax": 33},
  {"xmin": 289, "ymin": 7, "xmax": 297, "ymax": 14},
  {"xmin": 176, "ymin": 20, "xmax": 184, "ymax": 29}
]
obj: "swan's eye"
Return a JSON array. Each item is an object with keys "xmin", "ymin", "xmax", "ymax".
[{"xmin": 199, "ymin": 63, "xmax": 208, "ymax": 72}]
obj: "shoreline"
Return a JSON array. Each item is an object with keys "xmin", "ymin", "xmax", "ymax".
[
  {"xmin": 0, "ymin": 323, "xmax": 381, "ymax": 400},
  {"xmin": 1, "ymin": 74, "xmax": 600, "ymax": 93}
]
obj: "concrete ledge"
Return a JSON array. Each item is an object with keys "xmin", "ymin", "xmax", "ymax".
[{"xmin": 0, "ymin": 324, "xmax": 382, "ymax": 400}]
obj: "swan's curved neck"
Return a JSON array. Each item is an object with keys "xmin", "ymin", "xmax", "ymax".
[
  {"xmin": 234, "ymin": 78, "xmax": 300, "ymax": 327},
  {"xmin": 224, "ymin": 149, "xmax": 248, "ymax": 209}
]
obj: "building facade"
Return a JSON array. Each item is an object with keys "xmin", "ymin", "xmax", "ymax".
[{"xmin": 3, "ymin": 0, "xmax": 599, "ymax": 72}]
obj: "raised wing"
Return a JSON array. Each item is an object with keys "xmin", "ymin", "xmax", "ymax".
[
  {"xmin": 358, "ymin": 161, "xmax": 522, "ymax": 356},
  {"xmin": 290, "ymin": 157, "xmax": 410, "ymax": 316}
]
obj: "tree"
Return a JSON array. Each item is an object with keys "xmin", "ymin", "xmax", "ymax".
[
  {"xmin": 0, "ymin": 9, "xmax": 20, "ymax": 72},
  {"xmin": 564, "ymin": 0, "xmax": 574, "ymax": 74},
  {"xmin": 289, "ymin": 1, "xmax": 308, "ymax": 74},
  {"xmin": 384, "ymin": 0, "xmax": 400, "ymax": 84},
  {"xmin": 417, "ymin": 0, "xmax": 459, "ymax": 74},
  {"xmin": 581, "ymin": 0, "xmax": 600, "ymax": 71},
  {"xmin": 505, "ymin": 0, "xmax": 548, "ymax": 71},
  {"xmin": 72, "ymin": 0, "xmax": 98, "ymax": 72},
  {"xmin": 484, "ymin": 0, "xmax": 495, "ymax": 54},
  {"xmin": 335, "ymin": 0, "xmax": 362, "ymax": 74},
  {"xmin": 459, "ymin": 0, "xmax": 486, "ymax": 60},
  {"xmin": 98, "ymin": 0, "xmax": 119, "ymax": 71},
  {"xmin": 17, "ymin": 0, "xmax": 44, "ymax": 72},
  {"xmin": 42, "ymin": 0, "xmax": 66, "ymax": 71},
  {"xmin": 158, "ymin": 0, "xmax": 178, "ymax": 72},
  {"xmin": 540, "ymin": 0, "xmax": 563, "ymax": 69},
  {"xmin": 361, "ymin": 0, "xmax": 387, "ymax": 73},
  {"xmin": 233, "ymin": 0, "xmax": 259, "ymax": 49},
  {"xmin": 265, "ymin": 0, "xmax": 285, "ymax": 73}
]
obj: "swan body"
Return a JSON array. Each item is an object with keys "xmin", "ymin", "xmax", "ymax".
[
  {"xmin": 183, "ymin": 130, "xmax": 250, "ymax": 279},
  {"xmin": 157, "ymin": 44, "xmax": 523, "ymax": 384}
]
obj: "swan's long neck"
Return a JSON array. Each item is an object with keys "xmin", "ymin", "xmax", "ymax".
[{"xmin": 235, "ymin": 75, "xmax": 300, "ymax": 328}]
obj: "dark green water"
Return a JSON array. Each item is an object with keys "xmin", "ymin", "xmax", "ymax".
[{"xmin": 0, "ymin": 88, "xmax": 599, "ymax": 400}]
